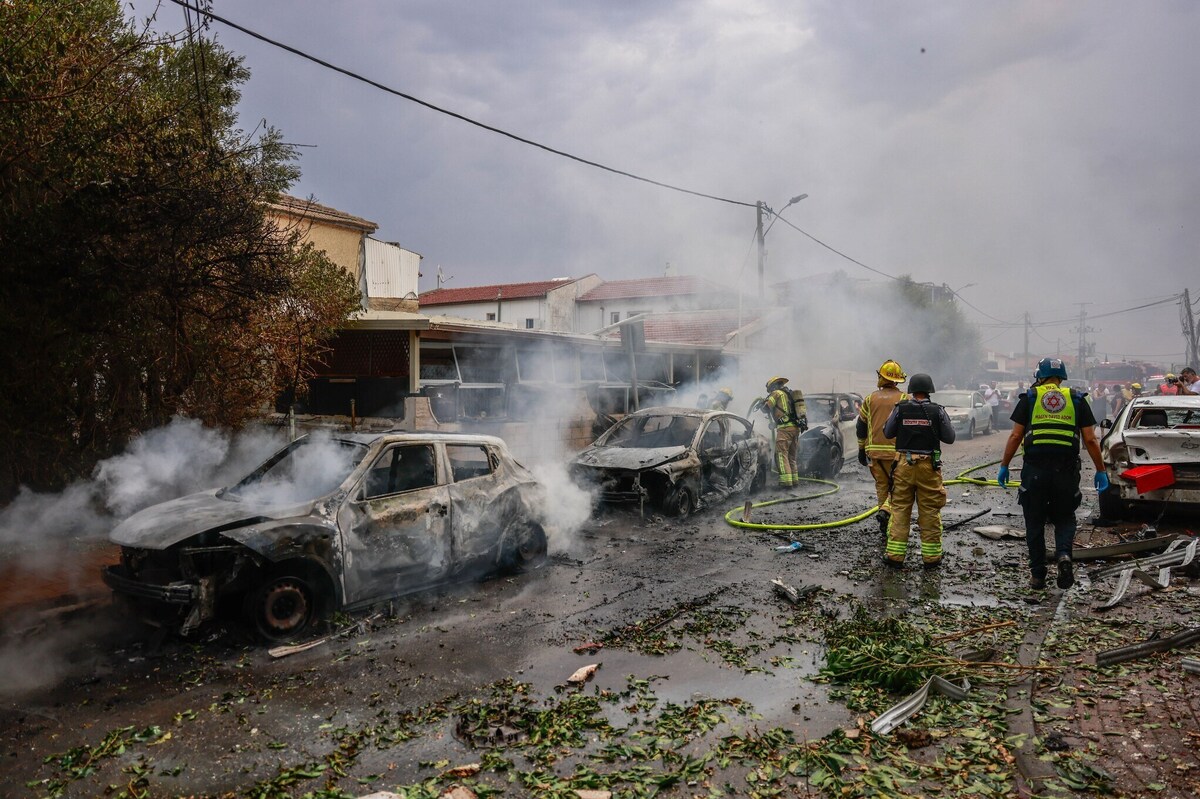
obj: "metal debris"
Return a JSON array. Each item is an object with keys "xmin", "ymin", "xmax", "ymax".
[
  {"xmin": 973, "ymin": 525, "xmax": 1024, "ymax": 540},
  {"xmin": 1183, "ymin": 657, "xmax": 1200, "ymax": 676},
  {"xmin": 870, "ymin": 676, "xmax": 971, "ymax": 735},
  {"xmin": 772, "ymin": 578, "xmax": 820, "ymax": 605},
  {"xmin": 1094, "ymin": 539, "xmax": 1197, "ymax": 610},
  {"xmin": 567, "ymin": 663, "xmax": 600, "ymax": 684},
  {"xmin": 1095, "ymin": 627, "xmax": 1200, "ymax": 668},
  {"xmin": 1068, "ymin": 534, "xmax": 1180, "ymax": 561},
  {"xmin": 944, "ymin": 508, "xmax": 992, "ymax": 531},
  {"xmin": 1091, "ymin": 538, "xmax": 1197, "ymax": 580}
]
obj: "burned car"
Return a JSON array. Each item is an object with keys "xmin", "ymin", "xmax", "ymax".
[
  {"xmin": 103, "ymin": 432, "xmax": 548, "ymax": 640},
  {"xmin": 1098, "ymin": 395, "xmax": 1200, "ymax": 519},
  {"xmin": 569, "ymin": 407, "xmax": 771, "ymax": 517},
  {"xmin": 798, "ymin": 393, "xmax": 862, "ymax": 479}
]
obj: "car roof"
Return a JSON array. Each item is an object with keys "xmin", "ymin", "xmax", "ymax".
[
  {"xmin": 1128, "ymin": 396, "xmax": 1200, "ymax": 409},
  {"xmin": 326, "ymin": 431, "xmax": 509, "ymax": 447},
  {"xmin": 626, "ymin": 406, "xmax": 752, "ymax": 423}
]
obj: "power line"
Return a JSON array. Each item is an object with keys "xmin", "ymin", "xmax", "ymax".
[
  {"xmin": 976, "ymin": 294, "xmax": 1180, "ymax": 328},
  {"xmin": 769, "ymin": 214, "xmax": 900, "ymax": 281},
  {"xmin": 167, "ymin": 0, "xmax": 756, "ymax": 210}
]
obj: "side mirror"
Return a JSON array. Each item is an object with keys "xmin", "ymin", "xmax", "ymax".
[{"xmin": 1100, "ymin": 419, "xmax": 1113, "ymax": 429}]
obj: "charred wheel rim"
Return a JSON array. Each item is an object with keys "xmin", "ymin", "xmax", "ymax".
[
  {"xmin": 257, "ymin": 576, "xmax": 314, "ymax": 637},
  {"xmin": 668, "ymin": 486, "xmax": 694, "ymax": 518}
]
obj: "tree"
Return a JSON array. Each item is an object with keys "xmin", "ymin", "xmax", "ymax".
[{"xmin": 0, "ymin": 0, "xmax": 360, "ymax": 496}]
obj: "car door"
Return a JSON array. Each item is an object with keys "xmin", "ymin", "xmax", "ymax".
[
  {"xmin": 834, "ymin": 394, "xmax": 858, "ymax": 447},
  {"xmin": 337, "ymin": 443, "xmax": 451, "ymax": 605},
  {"xmin": 971, "ymin": 391, "xmax": 988, "ymax": 430},
  {"xmin": 444, "ymin": 443, "xmax": 512, "ymax": 568},
  {"xmin": 698, "ymin": 418, "xmax": 736, "ymax": 494}
]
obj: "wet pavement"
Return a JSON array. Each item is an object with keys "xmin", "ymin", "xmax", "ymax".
[{"xmin": 2, "ymin": 430, "xmax": 1198, "ymax": 797}]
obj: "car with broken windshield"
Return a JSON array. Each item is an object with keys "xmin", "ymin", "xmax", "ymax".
[
  {"xmin": 102, "ymin": 432, "xmax": 549, "ymax": 641},
  {"xmin": 1098, "ymin": 395, "xmax": 1200, "ymax": 519},
  {"xmin": 569, "ymin": 407, "xmax": 771, "ymax": 517}
]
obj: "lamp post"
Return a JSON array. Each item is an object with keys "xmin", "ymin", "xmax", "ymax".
[{"xmin": 757, "ymin": 193, "xmax": 808, "ymax": 297}]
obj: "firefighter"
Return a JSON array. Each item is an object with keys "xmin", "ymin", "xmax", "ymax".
[
  {"xmin": 881, "ymin": 373, "xmax": 956, "ymax": 568},
  {"xmin": 709, "ymin": 387, "xmax": 734, "ymax": 411},
  {"xmin": 1130, "ymin": 382, "xmax": 1144, "ymax": 398},
  {"xmin": 1159, "ymin": 374, "xmax": 1179, "ymax": 395},
  {"xmin": 856, "ymin": 359, "xmax": 907, "ymax": 538},
  {"xmin": 765, "ymin": 376, "xmax": 801, "ymax": 487},
  {"xmin": 998, "ymin": 358, "xmax": 1107, "ymax": 591}
]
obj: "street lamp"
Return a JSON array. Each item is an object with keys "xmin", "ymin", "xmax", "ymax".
[{"xmin": 757, "ymin": 193, "xmax": 808, "ymax": 297}]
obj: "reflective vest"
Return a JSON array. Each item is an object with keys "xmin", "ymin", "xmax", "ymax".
[
  {"xmin": 767, "ymin": 388, "xmax": 798, "ymax": 428},
  {"xmin": 859, "ymin": 385, "xmax": 901, "ymax": 456},
  {"xmin": 1024, "ymin": 384, "xmax": 1078, "ymax": 452},
  {"xmin": 893, "ymin": 398, "xmax": 941, "ymax": 453}
]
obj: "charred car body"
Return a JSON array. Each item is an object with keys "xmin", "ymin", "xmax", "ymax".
[
  {"xmin": 569, "ymin": 407, "xmax": 771, "ymax": 517},
  {"xmin": 797, "ymin": 392, "xmax": 862, "ymax": 479},
  {"xmin": 1099, "ymin": 395, "xmax": 1200, "ymax": 519},
  {"xmin": 102, "ymin": 433, "xmax": 548, "ymax": 640}
]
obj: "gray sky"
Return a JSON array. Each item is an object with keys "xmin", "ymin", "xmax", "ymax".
[{"xmin": 147, "ymin": 1, "xmax": 1200, "ymax": 365}]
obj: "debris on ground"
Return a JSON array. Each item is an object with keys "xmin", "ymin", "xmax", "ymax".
[
  {"xmin": 772, "ymin": 578, "xmax": 820, "ymax": 605},
  {"xmin": 1095, "ymin": 626, "xmax": 1200, "ymax": 667},
  {"xmin": 870, "ymin": 676, "xmax": 971, "ymax": 734},
  {"xmin": 974, "ymin": 525, "xmax": 1024, "ymax": 540},
  {"xmin": 567, "ymin": 663, "xmax": 600, "ymax": 685}
]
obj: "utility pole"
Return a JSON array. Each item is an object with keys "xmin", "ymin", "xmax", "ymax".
[
  {"xmin": 1023, "ymin": 312, "xmax": 1031, "ymax": 371},
  {"xmin": 1183, "ymin": 288, "xmax": 1199, "ymax": 367},
  {"xmin": 1073, "ymin": 303, "xmax": 1093, "ymax": 374},
  {"xmin": 756, "ymin": 201, "xmax": 766, "ymax": 298}
]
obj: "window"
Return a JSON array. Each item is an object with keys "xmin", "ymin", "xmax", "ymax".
[
  {"xmin": 580, "ymin": 351, "xmax": 606, "ymax": 382},
  {"xmin": 419, "ymin": 344, "xmax": 458, "ymax": 382},
  {"xmin": 446, "ymin": 445, "xmax": 495, "ymax": 481},
  {"xmin": 485, "ymin": 312, "xmax": 496, "ymax": 321},
  {"xmin": 525, "ymin": 318, "xmax": 535, "ymax": 329},
  {"xmin": 700, "ymin": 419, "xmax": 726, "ymax": 452},
  {"xmin": 517, "ymin": 345, "xmax": 555, "ymax": 382},
  {"xmin": 729, "ymin": 418, "xmax": 753, "ymax": 443},
  {"xmin": 456, "ymin": 345, "xmax": 512, "ymax": 384},
  {"xmin": 610, "ymin": 311, "xmax": 620, "ymax": 325},
  {"xmin": 362, "ymin": 445, "xmax": 438, "ymax": 499}
]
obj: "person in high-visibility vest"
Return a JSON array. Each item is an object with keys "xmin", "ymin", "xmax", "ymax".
[
  {"xmin": 881, "ymin": 373, "xmax": 956, "ymax": 568},
  {"xmin": 856, "ymin": 359, "xmax": 906, "ymax": 538},
  {"xmin": 998, "ymin": 358, "xmax": 1107, "ymax": 591},
  {"xmin": 765, "ymin": 376, "xmax": 801, "ymax": 487}
]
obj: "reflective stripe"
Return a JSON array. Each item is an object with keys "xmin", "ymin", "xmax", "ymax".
[
  {"xmin": 921, "ymin": 542, "xmax": 943, "ymax": 555},
  {"xmin": 886, "ymin": 540, "xmax": 907, "ymax": 555}
]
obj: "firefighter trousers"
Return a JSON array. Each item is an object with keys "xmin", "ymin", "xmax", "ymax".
[
  {"xmin": 774, "ymin": 425, "xmax": 800, "ymax": 487},
  {"xmin": 868, "ymin": 454, "xmax": 898, "ymax": 516},
  {"xmin": 885, "ymin": 456, "xmax": 947, "ymax": 565}
]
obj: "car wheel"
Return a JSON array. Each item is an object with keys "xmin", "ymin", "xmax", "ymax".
[
  {"xmin": 1097, "ymin": 483, "xmax": 1125, "ymax": 521},
  {"xmin": 663, "ymin": 485, "xmax": 695, "ymax": 519},
  {"xmin": 248, "ymin": 568, "xmax": 322, "ymax": 642},
  {"xmin": 822, "ymin": 444, "xmax": 843, "ymax": 479},
  {"xmin": 750, "ymin": 457, "xmax": 768, "ymax": 495},
  {"xmin": 502, "ymin": 522, "xmax": 548, "ymax": 571}
]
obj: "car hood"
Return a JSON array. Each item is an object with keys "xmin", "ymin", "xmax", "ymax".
[
  {"xmin": 110, "ymin": 489, "xmax": 313, "ymax": 550},
  {"xmin": 573, "ymin": 445, "xmax": 690, "ymax": 471}
]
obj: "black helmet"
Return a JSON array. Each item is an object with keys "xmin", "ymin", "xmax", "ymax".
[{"xmin": 908, "ymin": 373, "xmax": 935, "ymax": 394}]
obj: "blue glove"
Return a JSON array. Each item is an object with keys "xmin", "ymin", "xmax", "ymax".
[
  {"xmin": 997, "ymin": 465, "xmax": 1010, "ymax": 488},
  {"xmin": 1094, "ymin": 471, "xmax": 1110, "ymax": 493}
]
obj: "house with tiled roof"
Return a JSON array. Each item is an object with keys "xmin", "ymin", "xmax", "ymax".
[
  {"xmin": 575, "ymin": 271, "xmax": 729, "ymax": 332},
  {"xmin": 418, "ymin": 274, "xmax": 601, "ymax": 331}
]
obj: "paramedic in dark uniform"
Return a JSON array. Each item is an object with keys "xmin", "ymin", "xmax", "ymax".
[{"xmin": 998, "ymin": 358, "xmax": 1107, "ymax": 591}]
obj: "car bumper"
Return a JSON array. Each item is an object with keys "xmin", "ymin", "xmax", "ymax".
[{"xmin": 102, "ymin": 564, "xmax": 197, "ymax": 605}]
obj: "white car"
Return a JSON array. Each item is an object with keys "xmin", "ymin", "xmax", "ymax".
[
  {"xmin": 1099, "ymin": 396, "xmax": 1200, "ymax": 519},
  {"xmin": 938, "ymin": 390, "xmax": 994, "ymax": 438}
]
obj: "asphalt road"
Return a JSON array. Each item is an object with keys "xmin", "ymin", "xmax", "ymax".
[{"xmin": 6, "ymin": 428, "xmax": 1193, "ymax": 797}]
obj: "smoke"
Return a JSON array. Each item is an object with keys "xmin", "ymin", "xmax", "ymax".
[{"xmin": 231, "ymin": 431, "xmax": 364, "ymax": 507}]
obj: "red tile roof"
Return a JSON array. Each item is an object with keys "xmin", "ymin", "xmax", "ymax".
[
  {"xmin": 577, "ymin": 275, "xmax": 720, "ymax": 302},
  {"xmin": 270, "ymin": 194, "xmax": 378, "ymax": 232},
  {"xmin": 607, "ymin": 310, "xmax": 760, "ymax": 346},
  {"xmin": 419, "ymin": 278, "xmax": 578, "ymax": 306}
]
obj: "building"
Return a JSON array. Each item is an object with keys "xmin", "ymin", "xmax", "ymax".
[
  {"xmin": 418, "ymin": 275, "xmax": 601, "ymax": 331},
  {"xmin": 575, "ymin": 274, "xmax": 729, "ymax": 332}
]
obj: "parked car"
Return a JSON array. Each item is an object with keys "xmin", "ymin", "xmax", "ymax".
[
  {"xmin": 569, "ymin": 407, "xmax": 771, "ymax": 517},
  {"xmin": 103, "ymin": 432, "xmax": 549, "ymax": 640},
  {"xmin": 799, "ymin": 392, "xmax": 862, "ymax": 478},
  {"xmin": 938, "ymin": 390, "xmax": 994, "ymax": 438},
  {"xmin": 1098, "ymin": 396, "xmax": 1200, "ymax": 519}
]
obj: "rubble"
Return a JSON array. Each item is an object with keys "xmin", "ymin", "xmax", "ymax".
[
  {"xmin": 870, "ymin": 676, "xmax": 971, "ymax": 735},
  {"xmin": 1095, "ymin": 627, "xmax": 1200, "ymax": 668}
]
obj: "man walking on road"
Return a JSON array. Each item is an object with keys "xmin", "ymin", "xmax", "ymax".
[
  {"xmin": 857, "ymin": 359, "xmax": 906, "ymax": 538},
  {"xmin": 998, "ymin": 358, "xmax": 1107, "ymax": 591},
  {"xmin": 881, "ymin": 373, "xmax": 956, "ymax": 568}
]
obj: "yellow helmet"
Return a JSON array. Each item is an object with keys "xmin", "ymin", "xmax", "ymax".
[
  {"xmin": 766, "ymin": 376, "xmax": 789, "ymax": 388},
  {"xmin": 718, "ymin": 387, "xmax": 733, "ymax": 396},
  {"xmin": 1132, "ymin": 382, "xmax": 1143, "ymax": 391},
  {"xmin": 1167, "ymin": 373, "xmax": 1176, "ymax": 379},
  {"xmin": 877, "ymin": 360, "xmax": 907, "ymax": 383}
]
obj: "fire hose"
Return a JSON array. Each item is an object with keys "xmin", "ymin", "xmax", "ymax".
[{"xmin": 723, "ymin": 458, "xmax": 1022, "ymax": 533}]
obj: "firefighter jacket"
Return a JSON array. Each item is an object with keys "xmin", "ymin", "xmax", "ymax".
[
  {"xmin": 1022, "ymin": 384, "xmax": 1080, "ymax": 455},
  {"xmin": 856, "ymin": 385, "xmax": 902, "ymax": 459},
  {"xmin": 766, "ymin": 388, "xmax": 800, "ymax": 429},
  {"xmin": 883, "ymin": 398, "xmax": 956, "ymax": 454}
]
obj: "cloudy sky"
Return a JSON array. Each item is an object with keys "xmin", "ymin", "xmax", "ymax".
[{"xmin": 144, "ymin": 1, "xmax": 1199, "ymax": 365}]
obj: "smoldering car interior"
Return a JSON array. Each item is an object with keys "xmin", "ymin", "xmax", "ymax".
[
  {"xmin": 102, "ymin": 433, "xmax": 548, "ymax": 640},
  {"xmin": 569, "ymin": 407, "xmax": 772, "ymax": 517}
]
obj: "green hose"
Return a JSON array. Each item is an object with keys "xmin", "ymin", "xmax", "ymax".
[{"xmin": 724, "ymin": 458, "xmax": 1021, "ymax": 532}]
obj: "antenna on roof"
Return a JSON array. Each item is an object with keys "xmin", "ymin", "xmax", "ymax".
[{"xmin": 436, "ymin": 265, "xmax": 454, "ymax": 289}]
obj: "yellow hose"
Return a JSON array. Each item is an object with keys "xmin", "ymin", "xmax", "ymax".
[{"xmin": 724, "ymin": 458, "xmax": 1021, "ymax": 532}]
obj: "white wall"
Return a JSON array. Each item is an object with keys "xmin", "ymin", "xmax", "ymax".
[{"xmin": 423, "ymin": 297, "xmax": 545, "ymax": 327}]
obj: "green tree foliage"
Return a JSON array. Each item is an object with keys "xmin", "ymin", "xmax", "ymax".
[
  {"xmin": 0, "ymin": 0, "xmax": 361, "ymax": 495},
  {"xmin": 890, "ymin": 276, "xmax": 984, "ymax": 387}
]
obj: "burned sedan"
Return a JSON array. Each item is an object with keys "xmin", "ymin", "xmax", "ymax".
[
  {"xmin": 102, "ymin": 432, "xmax": 548, "ymax": 640},
  {"xmin": 569, "ymin": 407, "xmax": 771, "ymax": 517},
  {"xmin": 1098, "ymin": 395, "xmax": 1200, "ymax": 520}
]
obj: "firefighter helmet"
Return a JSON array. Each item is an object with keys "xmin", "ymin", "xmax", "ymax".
[
  {"xmin": 1131, "ymin": 382, "xmax": 1143, "ymax": 393},
  {"xmin": 766, "ymin": 376, "xmax": 789, "ymax": 388},
  {"xmin": 1166, "ymin": 372, "xmax": 1176, "ymax": 380},
  {"xmin": 877, "ymin": 359, "xmax": 907, "ymax": 383},
  {"xmin": 908, "ymin": 373, "xmax": 936, "ymax": 394},
  {"xmin": 1034, "ymin": 357, "xmax": 1068, "ymax": 381},
  {"xmin": 717, "ymin": 387, "xmax": 733, "ymax": 397}
]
